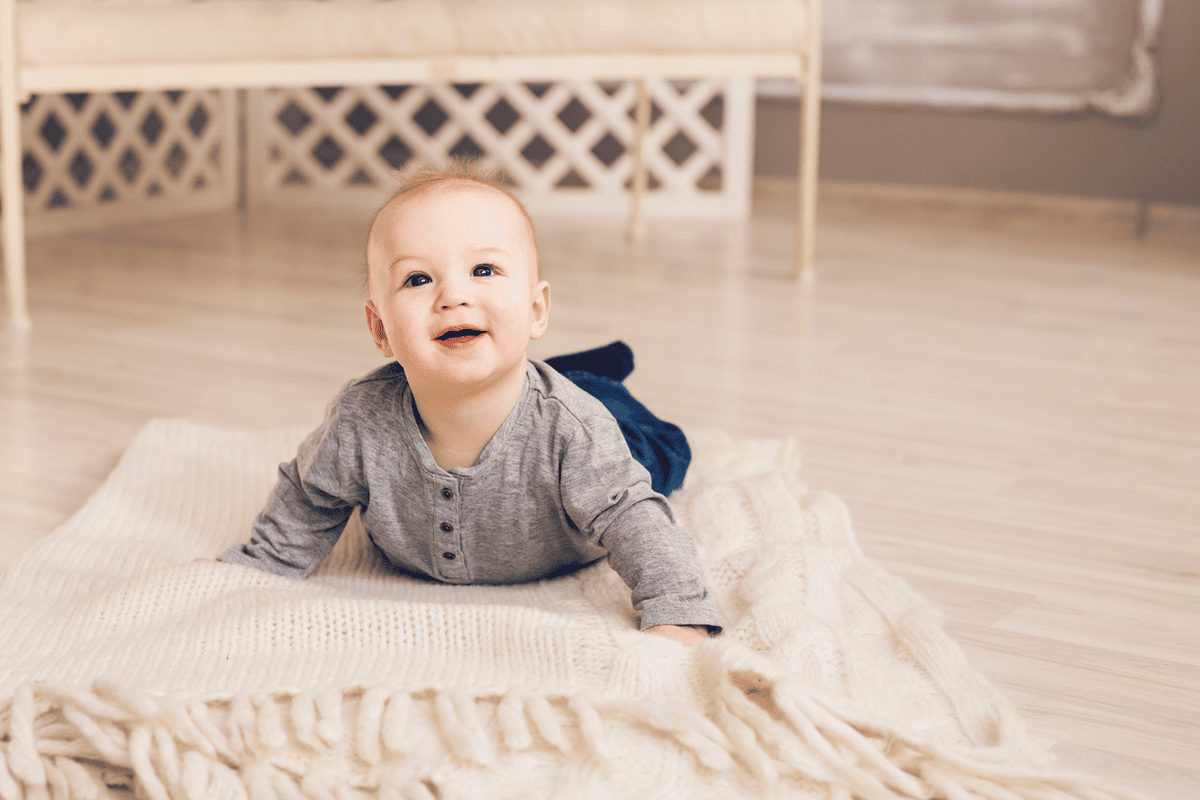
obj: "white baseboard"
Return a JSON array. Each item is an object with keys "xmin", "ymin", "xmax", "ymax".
[{"xmin": 753, "ymin": 177, "xmax": 1200, "ymax": 233}]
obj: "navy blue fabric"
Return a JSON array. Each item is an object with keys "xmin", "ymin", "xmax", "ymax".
[
  {"xmin": 546, "ymin": 342, "xmax": 691, "ymax": 496},
  {"xmin": 543, "ymin": 340, "xmax": 635, "ymax": 383}
]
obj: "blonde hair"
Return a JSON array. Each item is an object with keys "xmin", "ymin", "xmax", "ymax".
[{"xmin": 363, "ymin": 160, "xmax": 538, "ymax": 291}]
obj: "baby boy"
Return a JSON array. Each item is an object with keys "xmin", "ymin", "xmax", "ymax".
[{"xmin": 218, "ymin": 164, "xmax": 721, "ymax": 645}]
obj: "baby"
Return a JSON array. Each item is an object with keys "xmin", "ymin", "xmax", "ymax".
[{"xmin": 218, "ymin": 163, "xmax": 720, "ymax": 645}]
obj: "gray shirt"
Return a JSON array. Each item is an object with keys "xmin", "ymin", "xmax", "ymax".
[{"xmin": 218, "ymin": 360, "xmax": 721, "ymax": 632}]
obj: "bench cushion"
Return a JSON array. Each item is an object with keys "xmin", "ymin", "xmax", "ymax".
[{"xmin": 18, "ymin": 0, "xmax": 808, "ymax": 68}]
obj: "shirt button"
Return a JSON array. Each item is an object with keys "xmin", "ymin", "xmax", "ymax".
[
  {"xmin": 441, "ymin": 488, "xmax": 453, "ymax": 500},
  {"xmin": 440, "ymin": 522, "xmax": 454, "ymax": 533},
  {"xmin": 442, "ymin": 552, "xmax": 456, "ymax": 560}
]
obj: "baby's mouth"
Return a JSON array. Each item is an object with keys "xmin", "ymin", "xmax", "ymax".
[{"xmin": 436, "ymin": 327, "xmax": 486, "ymax": 342}]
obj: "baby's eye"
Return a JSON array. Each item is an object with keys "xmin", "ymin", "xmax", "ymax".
[
  {"xmin": 402, "ymin": 272, "xmax": 431, "ymax": 288},
  {"xmin": 472, "ymin": 264, "xmax": 494, "ymax": 277}
]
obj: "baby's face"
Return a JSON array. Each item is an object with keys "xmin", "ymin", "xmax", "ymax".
[{"xmin": 364, "ymin": 181, "xmax": 550, "ymax": 394}]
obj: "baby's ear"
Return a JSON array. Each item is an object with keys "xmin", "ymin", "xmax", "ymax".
[
  {"xmin": 529, "ymin": 280, "xmax": 551, "ymax": 340},
  {"xmin": 364, "ymin": 302, "xmax": 394, "ymax": 357}
]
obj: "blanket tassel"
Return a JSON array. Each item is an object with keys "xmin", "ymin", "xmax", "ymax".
[
  {"xmin": 433, "ymin": 690, "xmax": 493, "ymax": 766},
  {"xmin": 707, "ymin": 649, "xmax": 1161, "ymax": 800},
  {"xmin": 806, "ymin": 692, "xmax": 1159, "ymax": 800},
  {"xmin": 0, "ymin": 751, "xmax": 22, "ymax": 800},
  {"xmin": 495, "ymin": 690, "xmax": 532, "ymax": 753},
  {"xmin": 354, "ymin": 685, "xmax": 393, "ymax": 766},
  {"xmin": 381, "ymin": 690, "xmax": 413, "ymax": 757}
]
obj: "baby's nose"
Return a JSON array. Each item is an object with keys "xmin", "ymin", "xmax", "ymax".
[{"xmin": 436, "ymin": 279, "xmax": 470, "ymax": 308}]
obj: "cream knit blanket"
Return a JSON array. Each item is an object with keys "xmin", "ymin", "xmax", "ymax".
[{"xmin": 0, "ymin": 419, "xmax": 1150, "ymax": 800}]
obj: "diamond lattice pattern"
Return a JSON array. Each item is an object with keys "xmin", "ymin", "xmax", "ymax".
[
  {"xmin": 252, "ymin": 79, "xmax": 742, "ymax": 209},
  {"xmin": 3, "ymin": 80, "xmax": 746, "ymax": 228},
  {"xmin": 11, "ymin": 90, "xmax": 230, "ymax": 218}
]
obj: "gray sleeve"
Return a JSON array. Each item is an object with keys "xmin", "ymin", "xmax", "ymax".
[
  {"xmin": 217, "ymin": 396, "xmax": 364, "ymax": 578},
  {"xmin": 560, "ymin": 416, "xmax": 722, "ymax": 633}
]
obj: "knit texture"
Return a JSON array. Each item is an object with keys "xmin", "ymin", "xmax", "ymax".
[{"xmin": 0, "ymin": 419, "xmax": 1153, "ymax": 800}]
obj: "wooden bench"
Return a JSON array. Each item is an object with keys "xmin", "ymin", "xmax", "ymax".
[{"xmin": 2, "ymin": 0, "xmax": 822, "ymax": 330}]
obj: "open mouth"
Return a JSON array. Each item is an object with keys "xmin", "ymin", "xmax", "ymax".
[{"xmin": 436, "ymin": 327, "xmax": 486, "ymax": 342}]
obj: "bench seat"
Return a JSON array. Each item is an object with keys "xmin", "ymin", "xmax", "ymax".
[{"xmin": 19, "ymin": 0, "xmax": 809, "ymax": 67}]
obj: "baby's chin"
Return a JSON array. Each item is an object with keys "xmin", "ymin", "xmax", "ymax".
[{"xmin": 404, "ymin": 349, "xmax": 530, "ymax": 384}]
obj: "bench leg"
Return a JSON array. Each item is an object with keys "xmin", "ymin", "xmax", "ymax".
[
  {"xmin": 626, "ymin": 78, "xmax": 650, "ymax": 242},
  {"xmin": 1, "ymin": 0, "xmax": 31, "ymax": 332},
  {"xmin": 795, "ymin": 2, "xmax": 823, "ymax": 282}
]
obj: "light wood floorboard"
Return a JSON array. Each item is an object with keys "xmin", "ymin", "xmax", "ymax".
[{"xmin": 2, "ymin": 182, "xmax": 1197, "ymax": 798}]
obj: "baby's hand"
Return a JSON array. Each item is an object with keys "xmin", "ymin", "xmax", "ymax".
[{"xmin": 647, "ymin": 625, "xmax": 708, "ymax": 646}]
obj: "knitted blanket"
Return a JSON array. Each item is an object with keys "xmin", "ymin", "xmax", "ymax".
[{"xmin": 0, "ymin": 419, "xmax": 1150, "ymax": 800}]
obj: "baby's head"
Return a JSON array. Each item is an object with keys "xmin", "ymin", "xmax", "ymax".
[{"xmin": 363, "ymin": 163, "xmax": 551, "ymax": 392}]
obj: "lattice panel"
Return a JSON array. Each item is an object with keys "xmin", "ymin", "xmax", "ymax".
[
  {"xmin": 10, "ymin": 90, "xmax": 236, "ymax": 234},
  {"xmin": 248, "ymin": 78, "xmax": 753, "ymax": 218}
]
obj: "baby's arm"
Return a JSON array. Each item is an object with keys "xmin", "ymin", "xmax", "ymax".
[
  {"xmin": 219, "ymin": 459, "xmax": 355, "ymax": 576},
  {"xmin": 561, "ymin": 418, "xmax": 722, "ymax": 640},
  {"xmin": 596, "ymin": 497, "xmax": 722, "ymax": 639},
  {"xmin": 218, "ymin": 400, "xmax": 362, "ymax": 577}
]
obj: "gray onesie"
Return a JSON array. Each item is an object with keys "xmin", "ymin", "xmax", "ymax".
[{"xmin": 218, "ymin": 359, "xmax": 721, "ymax": 632}]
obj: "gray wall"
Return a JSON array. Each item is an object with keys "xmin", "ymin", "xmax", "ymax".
[{"xmin": 753, "ymin": 0, "xmax": 1200, "ymax": 207}]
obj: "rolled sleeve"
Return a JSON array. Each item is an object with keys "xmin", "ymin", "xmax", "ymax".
[{"xmin": 561, "ymin": 416, "xmax": 722, "ymax": 633}]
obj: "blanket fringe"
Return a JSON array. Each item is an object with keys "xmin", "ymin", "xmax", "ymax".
[
  {"xmin": 0, "ymin": 656, "xmax": 1163, "ymax": 800},
  {"xmin": 704, "ymin": 646, "xmax": 1161, "ymax": 800},
  {"xmin": 0, "ymin": 682, "xmax": 619, "ymax": 800}
]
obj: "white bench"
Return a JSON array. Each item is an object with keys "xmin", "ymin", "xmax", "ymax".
[{"xmin": 2, "ymin": 0, "xmax": 822, "ymax": 330}]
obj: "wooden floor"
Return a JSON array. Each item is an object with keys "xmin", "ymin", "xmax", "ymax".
[{"xmin": 2, "ymin": 182, "xmax": 1197, "ymax": 798}]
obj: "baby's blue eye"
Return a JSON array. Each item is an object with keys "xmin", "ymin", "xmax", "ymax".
[
  {"xmin": 403, "ymin": 273, "xmax": 431, "ymax": 288},
  {"xmin": 473, "ymin": 264, "xmax": 494, "ymax": 277}
]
